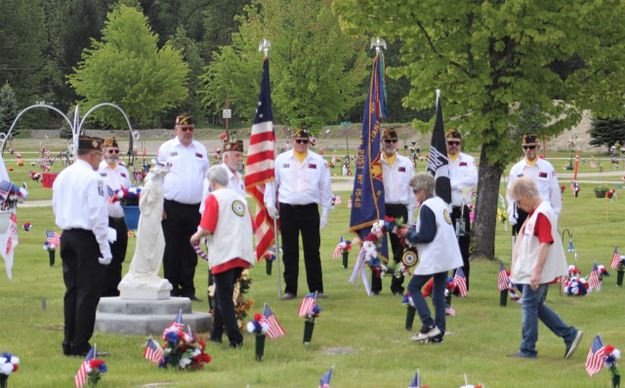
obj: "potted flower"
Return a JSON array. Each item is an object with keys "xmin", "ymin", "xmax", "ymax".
[
  {"xmin": 593, "ymin": 184, "xmax": 611, "ymax": 198},
  {"xmin": 617, "ymin": 257, "xmax": 625, "ymax": 287},
  {"xmin": 246, "ymin": 313, "xmax": 269, "ymax": 361},
  {"xmin": 0, "ymin": 352, "xmax": 19, "ymax": 388}
]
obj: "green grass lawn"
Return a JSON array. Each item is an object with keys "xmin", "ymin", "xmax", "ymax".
[{"xmin": 1, "ymin": 141, "xmax": 624, "ymax": 387}]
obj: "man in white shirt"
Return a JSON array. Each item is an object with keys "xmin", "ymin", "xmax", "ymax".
[
  {"xmin": 200, "ymin": 140, "xmax": 245, "ymax": 213},
  {"xmin": 98, "ymin": 137, "xmax": 131, "ymax": 297},
  {"xmin": 379, "ymin": 128, "xmax": 415, "ymax": 295},
  {"xmin": 158, "ymin": 114, "xmax": 209, "ymax": 300},
  {"xmin": 506, "ymin": 134, "xmax": 561, "ymax": 236},
  {"xmin": 445, "ymin": 129, "xmax": 478, "ymax": 289},
  {"xmin": 52, "ymin": 136, "xmax": 110, "ymax": 356},
  {"xmin": 264, "ymin": 128, "xmax": 332, "ymax": 300}
]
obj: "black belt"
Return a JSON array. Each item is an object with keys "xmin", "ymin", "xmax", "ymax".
[
  {"xmin": 108, "ymin": 217, "xmax": 125, "ymax": 224},
  {"xmin": 63, "ymin": 228, "xmax": 91, "ymax": 234},
  {"xmin": 279, "ymin": 203, "xmax": 316, "ymax": 209},
  {"xmin": 164, "ymin": 199, "xmax": 200, "ymax": 208}
]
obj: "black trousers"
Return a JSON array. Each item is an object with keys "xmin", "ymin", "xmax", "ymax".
[
  {"xmin": 162, "ymin": 199, "xmax": 201, "ymax": 298},
  {"xmin": 101, "ymin": 217, "xmax": 128, "ymax": 297},
  {"xmin": 211, "ymin": 267, "xmax": 243, "ymax": 347},
  {"xmin": 371, "ymin": 203, "xmax": 408, "ymax": 294},
  {"xmin": 512, "ymin": 206, "xmax": 529, "ymax": 237},
  {"xmin": 451, "ymin": 205, "xmax": 471, "ymax": 290},
  {"xmin": 60, "ymin": 229, "xmax": 104, "ymax": 355},
  {"xmin": 279, "ymin": 203, "xmax": 323, "ymax": 296}
]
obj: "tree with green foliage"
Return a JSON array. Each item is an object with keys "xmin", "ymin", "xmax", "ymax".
[
  {"xmin": 334, "ymin": 0, "xmax": 625, "ymax": 259},
  {"xmin": 590, "ymin": 117, "xmax": 625, "ymax": 152},
  {"xmin": 199, "ymin": 0, "xmax": 368, "ymax": 131},
  {"xmin": 68, "ymin": 4, "xmax": 189, "ymax": 128},
  {"xmin": 0, "ymin": 83, "xmax": 19, "ymax": 135}
]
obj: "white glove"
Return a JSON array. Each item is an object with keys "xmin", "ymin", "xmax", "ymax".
[
  {"xmin": 266, "ymin": 204, "xmax": 279, "ymax": 219},
  {"xmin": 320, "ymin": 208, "xmax": 329, "ymax": 229},
  {"xmin": 507, "ymin": 205, "xmax": 518, "ymax": 225},
  {"xmin": 98, "ymin": 255, "xmax": 112, "ymax": 265},
  {"xmin": 407, "ymin": 208, "xmax": 415, "ymax": 226}
]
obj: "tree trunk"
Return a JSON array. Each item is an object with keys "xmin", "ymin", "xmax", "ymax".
[{"xmin": 472, "ymin": 140, "xmax": 505, "ymax": 260}]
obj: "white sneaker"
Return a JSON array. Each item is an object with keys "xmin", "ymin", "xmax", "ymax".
[{"xmin": 411, "ymin": 326, "xmax": 441, "ymax": 342}]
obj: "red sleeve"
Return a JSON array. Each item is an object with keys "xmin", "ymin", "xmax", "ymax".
[
  {"xmin": 534, "ymin": 213, "xmax": 554, "ymax": 244},
  {"xmin": 199, "ymin": 194, "xmax": 218, "ymax": 233}
]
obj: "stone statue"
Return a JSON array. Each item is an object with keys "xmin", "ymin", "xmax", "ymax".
[{"xmin": 118, "ymin": 163, "xmax": 173, "ymax": 299}]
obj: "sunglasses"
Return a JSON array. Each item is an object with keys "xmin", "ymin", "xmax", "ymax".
[
  {"xmin": 295, "ymin": 139, "xmax": 309, "ymax": 144},
  {"xmin": 446, "ymin": 141, "xmax": 461, "ymax": 146},
  {"xmin": 107, "ymin": 149, "xmax": 120, "ymax": 154},
  {"xmin": 179, "ymin": 126, "xmax": 194, "ymax": 132},
  {"xmin": 522, "ymin": 145, "xmax": 537, "ymax": 150},
  {"xmin": 384, "ymin": 139, "xmax": 398, "ymax": 143}
]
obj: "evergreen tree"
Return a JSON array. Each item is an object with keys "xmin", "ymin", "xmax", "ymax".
[
  {"xmin": 0, "ymin": 83, "xmax": 19, "ymax": 135},
  {"xmin": 590, "ymin": 117, "xmax": 625, "ymax": 151}
]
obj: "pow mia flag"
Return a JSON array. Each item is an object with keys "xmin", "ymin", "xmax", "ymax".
[{"xmin": 426, "ymin": 89, "xmax": 452, "ymax": 204}]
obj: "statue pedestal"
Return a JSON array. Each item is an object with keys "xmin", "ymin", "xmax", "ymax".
[
  {"xmin": 118, "ymin": 273, "xmax": 173, "ymax": 300},
  {"xmin": 95, "ymin": 297, "xmax": 212, "ymax": 335}
]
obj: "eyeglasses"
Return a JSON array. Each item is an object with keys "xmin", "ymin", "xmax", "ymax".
[
  {"xmin": 179, "ymin": 126, "xmax": 194, "ymax": 132},
  {"xmin": 384, "ymin": 139, "xmax": 398, "ymax": 143},
  {"xmin": 446, "ymin": 141, "xmax": 461, "ymax": 146},
  {"xmin": 107, "ymin": 149, "xmax": 120, "ymax": 154},
  {"xmin": 522, "ymin": 145, "xmax": 537, "ymax": 150},
  {"xmin": 413, "ymin": 188, "xmax": 421, "ymax": 194},
  {"xmin": 295, "ymin": 139, "xmax": 309, "ymax": 144}
]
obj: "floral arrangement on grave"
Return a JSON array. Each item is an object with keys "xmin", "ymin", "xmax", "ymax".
[
  {"xmin": 603, "ymin": 344, "xmax": 621, "ymax": 388},
  {"xmin": 333, "ymin": 236, "xmax": 352, "ymax": 269},
  {"xmin": 160, "ymin": 320, "xmax": 212, "ymax": 369},
  {"xmin": 0, "ymin": 352, "xmax": 19, "ymax": 388},
  {"xmin": 616, "ymin": 257, "xmax": 625, "ymax": 287},
  {"xmin": 299, "ymin": 294, "xmax": 321, "ymax": 346},
  {"xmin": 263, "ymin": 249, "xmax": 277, "ymax": 275},
  {"xmin": 0, "ymin": 181, "xmax": 28, "ymax": 211},
  {"xmin": 86, "ymin": 358, "xmax": 108, "ymax": 387},
  {"xmin": 246, "ymin": 313, "xmax": 269, "ymax": 361},
  {"xmin": 563, "ymin": 276, "xmax": 589, "ymax": 296}
]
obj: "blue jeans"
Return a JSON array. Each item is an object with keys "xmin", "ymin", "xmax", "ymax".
[
  {"xmin": 407, "ymin": 271, "xmax": 447, "ymax": 334},
  {"xmin": 519, "ymin": 284, "xmax": 576, "ymax": 356}
]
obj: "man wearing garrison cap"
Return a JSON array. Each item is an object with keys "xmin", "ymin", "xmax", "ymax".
[
  {"xmin": 506, "ymin": 134, "xmax": 562, "ymax": 236},
  {"xmin": 200, "ymin": 139, "xmax": 245, "ymax": 214},
  {"xmin": 445, "ymin": 128, "xmax": 477, "ymax": 289},
  {"xmin": 158, "ymin": 114, "xmax": 209, "ymax": 300},
  {"xmin": 97, "ymin": 137, "xmax": 131, "ymax": 297},
  {"xmin": 264, "ymin": 128, "xmax": 332, "ymax": 300},
  {"xmin": 52, "ymin": 135, "xmax": 111, "ymax": 356},
  {"xmin": 377, "ymin": 128, "xmax": 416, "ymax": 295}
]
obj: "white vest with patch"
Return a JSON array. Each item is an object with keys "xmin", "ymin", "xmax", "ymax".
[
  {"xmin": 511, "ymin": 201, "xmax": 567, "ymax": 284},
  {"xmin": 205, "ymin": 188, "xmax": 254, "ymax": 269},
  {"xmin": 414, "ymin": 196, "xmax": 463, "ymax": 275}
]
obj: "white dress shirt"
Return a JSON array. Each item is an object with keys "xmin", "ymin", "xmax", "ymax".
[
  {"xmin": 98, "ymin": 161, "xmax": 131, "ymax": 218},
  {"xmin": 200, "ymin": 164, "xmax": 245, "ymax": 213},
  {"xmin": 157, "ymin": 137, "xmax": 209, "ymax": 204},
  {"xmin": 264, "ymin": 150, "xmax": 332, "ymax": 210},
  {"xmin": 448, "ymin": 152, "xmax": 478, "ymax": 207},
  {"xmin": 506, "ymin": 157, "xmax": 562, "ymax": 222},
  {"xmin": 52, "ymin": 159, "xmax": 111, "ymax": 259},
  {"xmin": 381, "ymin": 152, "xmax": 416, "ymax": 220}
]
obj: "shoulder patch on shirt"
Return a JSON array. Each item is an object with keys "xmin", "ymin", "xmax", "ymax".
[
  {"xmin": 517, "ymin": 173, "xmax": 524, "ymax": 177},
  {"xmin": 308, "ymin": 163, "xmax": 317, "ymax": 169},
  {"xmin": 120, "ymin": 172, "xmax": 127, "ymax": 178},
  {"xmin": 443, "ymin": 209, "xmax": 452, "ymax": 225},
  {"xmin": 231, "ymin": 200, "xmax": 245, "ymax": 217},
  {"xmin": 459, "ymin": 162, "xmax": 467, "ymax": 167},
  {"xmin": 283, "ymin": 163, "xmax": 290, "ymax": 168},
  {"xmin": 97, "ymin": 181, "xmax": 104, "ymax": 196},
  {"xmin": 100, "ymin": 172, "xmax": 107, "ymax": 177},
  {"xmin": 170, "ymin": 151, "xmax": 178, "ymax": 157},
  {"xmin": 538, "ymin": 172, "xmax": 548, "ymax": 178},
  {"xmin": 398, "ymin": 166, "xmax": 406, "ymax": 172},
  {"xmin": 195, "ymin": 153, "xmax": 203, "ymax": 158}
]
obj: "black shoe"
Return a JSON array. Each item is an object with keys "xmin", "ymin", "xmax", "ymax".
[
  {"xmin": 229, "ymin": 341, "xmax": 243, "ymax": 349},
  {"xmin": 188, "ymin": 295, "xmax": 202, "ymax": 302},
  {"xmin": 280, "ymin": 293, "xmax": 296, "ymax": 300},
  {"xmin": 564, "ymin": 330, "xmax": 584, "ymax": 359}
]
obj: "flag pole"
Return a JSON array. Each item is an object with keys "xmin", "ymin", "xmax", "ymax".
[{"xmin": 259, "ymin": 38, "xmax": 282, "ymax": 299}]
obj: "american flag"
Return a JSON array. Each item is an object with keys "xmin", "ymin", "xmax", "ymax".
[
  {"xmin": 408, "ymin": 369, "xmax": 421, "ymax": 388},
  {"xmin": 318, "ymin": 366, "xmax": 333, "ymax": 388},
  {"xmin": 497, "ymin": 261, "xmax": 510, "ymax": 291},
  {"xmin": 143, "ymin": 337, "xmax": 164, "ymax": 364},
  {"xmin": 170, "ymin": 310, "xmax": 184, "ymax": 329},
  {"xmin": 610, "ymin": 246, "xmax": 621, "ymax": 269},
  {"xmin": 46, "ymin": 230, "xmax": 61, "ymax": 247},
  {"xmin": 261, "ymin": 304, "xmax": 285, "ymax": 339},
  {"xmin": 588, "ymin": 263, "xmax": 601, "ymax": 291},
  {"xmin": 453, "ymin": 267, "xmax": 468, "ymax": 297},
  {"xmin": 245, "ymin": 57, "xmax": 276, "ymax": 261},
  {"xmin": 585, "ymin": 335, "xmax": 606, "ymax": 376},
  {"xmin": 333, "ymin": 236, "xmax": 345, "ymax": 259},
  {"xmin": 74, "ymin": 346, "xmax": 95, "ymax": 388},
  {"xmin": 298, "ymin": 292, "xmax": 317, "ymax": 317}
]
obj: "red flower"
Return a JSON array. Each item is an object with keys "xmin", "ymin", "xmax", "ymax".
[
  {"xmin": 365, "ymin": 233, "xmax": 377, "ymax": 241},
  {"xmin": 192, "ymin": 353, "xmax": 212, "ymax": 364},
  {"xmin": 198, "ymin": 338, "xmax": 206, "ymax": 350},
  {"xmin": 12, "ymin": 364, "xmax": 18, "ymax": 372},
  {"xmin": 254, "ymin": 313, "xmax": 263, "ymax": 322},
  {"xmin": 604, "ymin": 345, "xmax": 615, "ymax": 354},
  {"xmin": 89, "ymin": 359, "xmax": 106, "ymax": 369}
]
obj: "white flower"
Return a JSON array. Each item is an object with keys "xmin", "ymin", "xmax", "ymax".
[
  {"xmin": 246, "ymin": 321, "xmax": 256, "ymax": 334},
  {"xmin": 613, "ymin": 349, "xmax": 621, "ymax": 360},
  {"xmin": 260, "ymin": 322, "xmax": 269, "ymax": 333},
  {"xmin": 0, "ymin": 363, "xmax": 13, "ymax": 375},
  {"xmin": 10, "ymin": 356, "xmax": 18, "ymax": 365},
  {"xmin": 179, "ymin": 357, "xmax": 192, "ymax": 368}
]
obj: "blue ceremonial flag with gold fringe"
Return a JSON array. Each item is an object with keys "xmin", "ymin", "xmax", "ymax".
[{"xmin": 349, "ymin": 51, "xmax": 388, "ymax": 258}]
